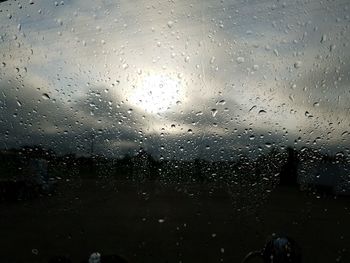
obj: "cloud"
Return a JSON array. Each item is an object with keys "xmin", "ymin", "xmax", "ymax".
[{"xmin": 0, "ymin": 0, "xmax": 349, "ymax": 159}]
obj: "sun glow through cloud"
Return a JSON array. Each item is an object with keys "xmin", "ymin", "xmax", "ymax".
[{"xmin": 128, "ymin": 73, "xmax": 183, "ymax": 114}]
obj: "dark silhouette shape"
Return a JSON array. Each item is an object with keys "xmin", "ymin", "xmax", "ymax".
[
  {"xmin": 262, "ymin": 236, "xmax": 302, "ymax": 263},
  {"xmin": 242, "ymin": 236, "xmax": 302, "ymax": 263},
  {"xmin": 279, "ymin": 147, "xmax": 299, "ymax": 186}
]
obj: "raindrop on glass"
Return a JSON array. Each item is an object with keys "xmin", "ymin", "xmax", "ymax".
[
  {"xmin": 265, "ymin": 142, "xmax": 272, "ymax": 148},
  {"xmin": 294, "ymin": 61, "xmax": 302, "ymax": 69},
  {"xmin": 216, "ymin": 99, "xmax": 226, "ymax": 105},
  {"xmin": 167, "ymin": 20, "xmax": 174, "ymax": 28},
  {"xmin": 42, "ymin": 93, "xmax": 50, "ymax": 100},
  {"xmin": 236, "ymin": 56, "xmax": 245, "ymax": 64}
]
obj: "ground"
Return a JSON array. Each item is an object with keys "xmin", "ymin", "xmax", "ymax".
[{"xmin": 0, "ymin": 178, "xmax": 349, "ymax": 263}]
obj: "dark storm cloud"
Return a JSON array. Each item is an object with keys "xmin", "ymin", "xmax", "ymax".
[{"xmin": 0, "ymin": 78, "xmax": 143, "ymax": 155}]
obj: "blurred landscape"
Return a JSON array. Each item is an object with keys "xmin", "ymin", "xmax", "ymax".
[{"xmin": 0, "ymin": 146, "xmax": 349, "ymax": 262}]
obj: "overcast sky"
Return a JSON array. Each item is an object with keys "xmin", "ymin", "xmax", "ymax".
[{"xmin": 0, "ymin": 0, "xmax": 349, "ymax": 160}]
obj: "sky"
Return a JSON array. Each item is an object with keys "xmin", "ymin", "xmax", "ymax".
[{"xmin": 0, "ymin": 0, "xmax": 349, "ymax": 160}]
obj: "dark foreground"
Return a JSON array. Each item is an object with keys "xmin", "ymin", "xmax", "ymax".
[{"xmin": 0, "ymin": 179, "xmax": 349, "ymax": 263}]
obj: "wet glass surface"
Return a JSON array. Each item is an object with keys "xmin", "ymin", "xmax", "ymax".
[{"xmin": 0, "ymin": 0, "xmax": 349, "ymax": 262}]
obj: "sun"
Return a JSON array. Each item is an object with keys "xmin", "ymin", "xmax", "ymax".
[{"xmin": 128, "ymin": 72, "xmax": 183, "ymax": 114}]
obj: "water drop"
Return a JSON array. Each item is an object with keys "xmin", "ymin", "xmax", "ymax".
[
  {"xmin": 265, "ymin": 142, "xmax": 272, "ymax": 148},
  {"xmin": 341, "ymin": 131, "xmax": 348, "ymax": 137},
  {"xmin": 211, "ymin": 109, "xmax": 218, "ymax": 117},
  {"xmin": 321, "ymin": 34, "xmax": 327, "ymax": 43},
  {"xmin": 236, "ymin": 56, "xmax": 245, "ymax": 64},
  {"xmin": 336, "ymin": 152, "xmax": 344, "ymax": 158},
  {"xmin": 17, "ymin": 100, "xmax": 22, "ymax": 107},
  {"xmin": 57, "ymin": 18, "xmax": 63, "ymax": 26},
  {"xmin": 249, "ymin": 105, "xmax": 257, "ymax": 112},
  {"xmin": 294, "ymin": 61, "xmax": 302, "ymax": 69},
  {"xmin": 216, "ymin": 99, "xmax": 226, "ymax": 105},
  {"xmin": 42, "ymin": 93, "xmax": 50, "ymax": 100},
  {"xmin": 167, "ymin": 20, "xmax": 174, "ymax": 28},
  {"xmin": 305, "ymin": 111, "xmax": 313, "ymax": 118},
  {"xmin": 258, "ymin": 109, "xmax": 266, "ymax": 114},
  {"xmin": 89, "ymin": 253, "xmax": 101, "ymax": 263}
]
